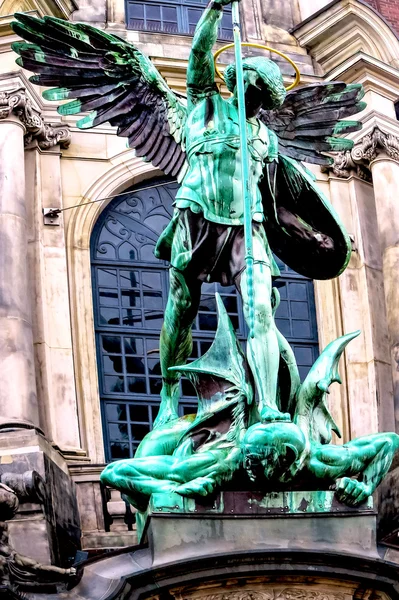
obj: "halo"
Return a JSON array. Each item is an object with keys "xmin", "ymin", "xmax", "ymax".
[{"xmin": 213, "ymin": 43, "xmax": 301, "ymax": 91}]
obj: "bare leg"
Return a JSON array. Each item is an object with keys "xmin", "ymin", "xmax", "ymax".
[
  {"xmin": 238, "ymin": 261, "xmax": 289, "ymax": 422},
  {"xmin": 308, "ymin": 433, "xmax": 399, "ymax": 506},
  {"xmin": 155, "ymin": 268, "xmax": 201, "ymax": 428}
]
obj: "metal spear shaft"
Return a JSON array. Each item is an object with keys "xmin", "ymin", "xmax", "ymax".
[{"xmin": 231, "ymin": 0, "xmax": 255, "ymax": 338}]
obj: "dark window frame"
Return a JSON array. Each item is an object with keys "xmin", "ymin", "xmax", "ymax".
[{"xmin": 125, "ymin": 0, "xmax": 233, "ymax": 40}]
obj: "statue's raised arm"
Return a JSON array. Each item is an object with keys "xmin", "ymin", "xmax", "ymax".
[{"xmin": 186, "ymin": 0, "xmax": 230, "ymax": 108}]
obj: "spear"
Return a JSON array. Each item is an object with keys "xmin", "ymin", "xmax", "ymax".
[{"xmin": 231, "ymin": 0, "xmax": 255, "ymax": 338}]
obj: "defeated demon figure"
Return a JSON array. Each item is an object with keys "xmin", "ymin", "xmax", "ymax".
[{"xmin": 101, "ymin": 297, "xmax": 399, "ymax": 512}]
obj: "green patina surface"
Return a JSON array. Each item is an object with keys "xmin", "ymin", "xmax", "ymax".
[{"xmin": 11, "ymin": 0, "xmax": 399, "ymax": 529}]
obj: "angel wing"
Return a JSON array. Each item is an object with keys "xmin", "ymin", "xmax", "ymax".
[
  {"xmin": 259, "ymin": 81, "xmax": 366, "ymax": 165},
  {"xmin": 11, "ymin": 14, "xmax": 187, "ymax": 179}
]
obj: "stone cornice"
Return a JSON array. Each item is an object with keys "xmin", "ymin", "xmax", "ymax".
[
  {"xmin": 325, "ymin": 126, "xmax": 399, "ymax": 180},
  {"xmin": 0, "ymin": 87, "xmax": 71, "ymax": 149}
]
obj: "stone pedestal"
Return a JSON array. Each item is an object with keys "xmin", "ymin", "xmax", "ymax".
[
  {"xmin": 39, "ymin": 491, "xmax": 399, "ymax": 600},
  {"xmin": 142, "ymin": 491, "xmax": 377, "ymax": 565},
  {"xmin": 0, "ymin": 428, "xmax": 81, "ymax": 567}
]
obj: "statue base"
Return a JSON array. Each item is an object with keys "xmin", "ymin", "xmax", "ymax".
[
  {"xmin": 54, "ymin": 491, "xmax": 399, "ymax": 600},
  {"xmin": 141, "ymin": 490, "xmax": 377, "ymax": 565}
]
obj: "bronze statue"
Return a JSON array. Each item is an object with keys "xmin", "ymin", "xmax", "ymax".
[{"xmin": 11, "ymin": 0, "xmax": 399, "ymax": 517}]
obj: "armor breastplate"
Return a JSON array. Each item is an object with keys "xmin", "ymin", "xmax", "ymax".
[{"xmin": 176, "ymin": 94, "xmax": 271, "ymax": 225}]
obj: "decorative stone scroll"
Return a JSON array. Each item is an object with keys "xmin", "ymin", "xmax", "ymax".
[
  {"xmin": 325, "ymin": 126, "xmax": 399, "ymax": 181},
  {"xmin": 0, "ymin": 87, "xmax": 71, "ymax": 149}
]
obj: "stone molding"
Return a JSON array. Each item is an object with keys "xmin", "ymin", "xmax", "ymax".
[
  {"xmin": 194, "ymin": 591, "xmax": 344, "ymax": 600},
  {"xmin": 326, "ymin": 126, "xmax": 399, "ymax": 180},
  {"xmin": 0, "ymin": 87, "xmax": 71, "ymax": 149}
]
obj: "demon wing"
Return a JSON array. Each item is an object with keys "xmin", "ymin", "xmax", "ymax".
[{"xmin": 12, "ymin": 14, "xmax": 187, "ymax": 179}]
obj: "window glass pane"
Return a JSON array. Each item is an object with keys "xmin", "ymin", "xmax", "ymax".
[
  {"xmin": 124, "ymin": 336, "xmax": 144, "ymax": 355},
  {"xmin": 101, "ymin": 335, "xmax": 121, "ymax": 354},
  {"xmin": 109, "ymin": 423, "xmax": 129, "ymax": 441},
  {"xmin": 106, "ymin": 403, "xmax": 127, "ymax": 422},
  {"xmin": 129, "ymin": 404, "xmax": 149, "ymax": 422},
  {"xmin": 125, "ymin": 356, "xmax": 145, "ymax": 374},
  {"xmin": 98, "ymin": 268, "xmax": 117, "ymax": 287},
  {"xmin": 100, "ymin": 308, "xmax": 120, "ymax": 326},
  {"xmin": 163, "ymin": 6, "xmax": 177, "ymax": 21},
  {"xmin": 120, "ymin": 270, "xmax": 139, "ymax": 288},
  {"xmin": 99, "ymin": 288, "xmax": 118, "ymax": 306},
  {"xmin": 128, "ymin": 2, "xmax": 144, "ymax": 17},
  {"xmin": 122, "ymin": 309, "xmax": 142, "ymax": 327},
  {"xmin": 104, "ymin": 355, "xmax": 123, "ymax": 374},
  {"xmin": 110, "ymin": 443, "xmax": 130, "ymax": 459},
  {"xmin": 104, "ymin": 375, "xmax": 124, "ymax": 393},
  {"xmin": 127, "ymin": 376, "xmax": 147, "ymax": 394},
  {"xmin": 146, "ymin": 4, "xmax": 160, "ymax": 18}
]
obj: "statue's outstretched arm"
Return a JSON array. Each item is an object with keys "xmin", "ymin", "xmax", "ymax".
[
  {"xmin": 308, "ymin": 432, "xmax": 399, "ymax": 506},
  {"xmin": 187, "ymin": 0, "xmax": 231, "ymax": 97}
]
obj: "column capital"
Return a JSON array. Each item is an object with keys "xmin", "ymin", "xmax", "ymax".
[
  {"xmin": 325, "ymin": 126, "xmax": 399, "ymax": 181},
  {"xmin": 0, "ymin": 87, "xmax": 71, "ymax": 150}
]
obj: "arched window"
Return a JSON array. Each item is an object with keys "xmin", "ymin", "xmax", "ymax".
[{"xmin": 91, "ymin": 178, "xmax": 319, "ymax": 461}]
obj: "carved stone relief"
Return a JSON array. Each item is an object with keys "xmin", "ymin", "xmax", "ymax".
[
  {"xmin": 324, "ymin": 126, "xmax": 399, "ymax": 182},
  {"xmin": 0, "ymin": 87, "xmax": 71, "ymax": 149},
  {"xmin": 179, "ymin": 589, "xmax": 345, "ymax": 600}
]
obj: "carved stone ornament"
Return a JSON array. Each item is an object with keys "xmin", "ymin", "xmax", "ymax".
[
  {"xmin": 325, "ymin": 126, "xmax": 399, "ymax": 181},
  {"xmin": 190, "ymin": 589, "xmax": 344, "ymax": 600},
  {"xmin": 0, "ymin": 87, "xmax": 71, "ymax": 149}
]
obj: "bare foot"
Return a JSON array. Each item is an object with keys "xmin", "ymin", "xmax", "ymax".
[{"xmin": 260, "ymin": 407, "xmax": 291, "ymax": 423}]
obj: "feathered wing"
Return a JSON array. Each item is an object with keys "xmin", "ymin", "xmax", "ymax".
[
  {"xmin": 11, "ymin": 14, "xmax": 187, "ymax": 179},
  {"xmin": 259, "ymin": 82, "xmax": 366, "ymax": 280},
  {"xmin": 259, "ymin": 81, "xmax": 366, "ymax": 165}
]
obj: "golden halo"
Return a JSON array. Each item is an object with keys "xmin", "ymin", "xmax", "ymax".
[{"xmin": 213, "ymin": 42, "xmax": 301, "ymax": 91}]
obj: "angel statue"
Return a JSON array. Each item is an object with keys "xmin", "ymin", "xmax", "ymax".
[
  {"xmin": 13, "ymin": 0, "xmax": 398, "ymax": 519},
  {"xmin": 12, "ymin": 0, "xmax": 364, "ymax": 428}
]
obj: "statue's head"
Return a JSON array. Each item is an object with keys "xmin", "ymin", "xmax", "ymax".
[
  {"xmin": 242, "ymin": 422, "xmax": 306, "ymax": 482},
  {"xmin": 224, "ymin": 56, "xmax": 286, "ymax": 112}
]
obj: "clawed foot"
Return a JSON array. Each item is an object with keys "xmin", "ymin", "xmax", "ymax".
[
  {"xmin": 334, "ymin": 477, "xmax": 372, "ymax": 506},
  {"xmin": 175, "ymin": 474, "xmax": 217, "ymax": 497},
  {"xmin": 260, "ymin": 407, "xmax": 291, "ymax": 423}
]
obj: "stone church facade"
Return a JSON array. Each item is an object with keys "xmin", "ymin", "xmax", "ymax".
[{"xmin": 1, "ymin": 0, "xmax": 399, "ymax": 574}]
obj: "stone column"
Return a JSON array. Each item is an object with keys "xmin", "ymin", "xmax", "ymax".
[
  {"xmin": 25, "ymin": 126, "xmax": 83, "ymax": 455},
  {"xmin": 369, "ymin": 152, "xmax": 399, "ymax": 431},
  {"xmin": 330, "ymin": 126, "xmax": 399, "ymax": 433},
  {"xmin": 0, "ymin": 89, "xmax": 39, "ymax": 429}
]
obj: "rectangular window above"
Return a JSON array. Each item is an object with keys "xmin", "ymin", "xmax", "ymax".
[{"xmin": 125, "ymin": 0, "xmax": 233, "ymax": 40}]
